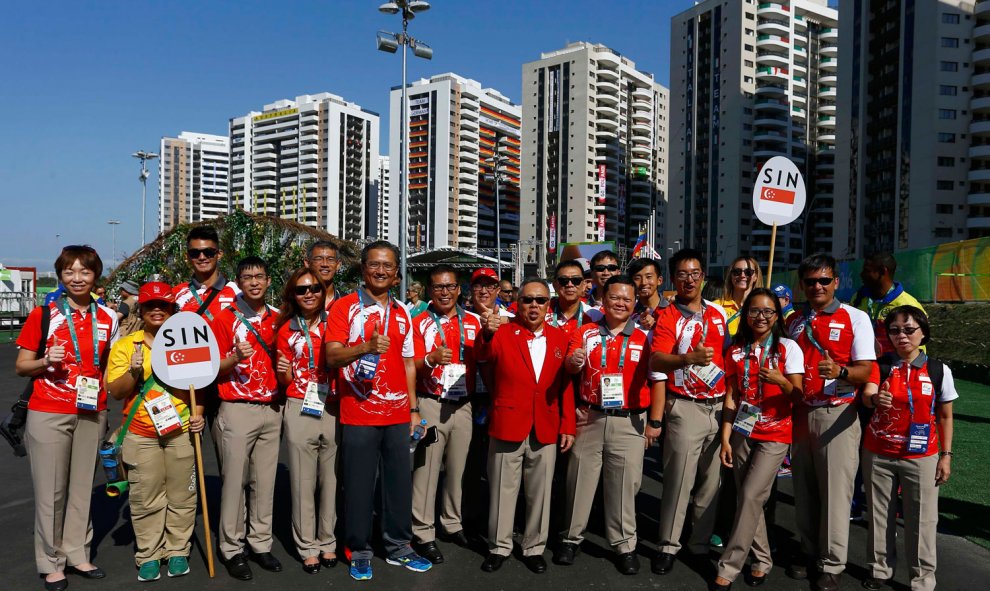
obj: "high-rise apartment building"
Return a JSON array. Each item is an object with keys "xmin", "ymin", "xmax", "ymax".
[
  {"xmin": 229, "ymin": 93, "xmax": 379, "ymax": 241},
  {"xmin": 158, "ymin": 132, "xmax": 230, "ymax": 233},
  {"xmin": 669, "ymin": 0, "xmax": 838, "ymax": 272},
  {"xmin": 520, "ymin": 42, "xmax": 669, "ymax": 272},
  {"xmin": 835, "ymin": 0, "xmax": 987, "ymax": 257},
  {"xmin": 389, "ymin": 73, "xmax": 521, "ymax": 251},
  {"xmin": 372, "ymin": 155, "xmax": 391, "ymax": 241}
]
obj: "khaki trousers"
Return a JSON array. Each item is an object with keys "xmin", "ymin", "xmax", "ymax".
[
  {"xmin": 121, "ymin": 431, "xmax": 197, "ymax": 567},
  {"xmin": 716, "ymin": 435, "xmax": 789, "ymax": 581},
  {"xmin": 487, "ymin": 432, "xmax": 556, "ymax": 557},
  {"xmin": 283, "ymin": 398, "xmax": 340, "ymax": 559},
  {"xmin": 657, "ymin": 397, "xmax": 723, "ymax": 555},
  {"xmin": 792, "ymin": 403, "xmax": 861, "ymax": 574},
  {"xmin": 217, "ymin": 401, "xmax": 283, "ymax": 559},
  {"xmin": 863, "ymin": 450, "xmax": 939, "ymax": 591},
  {"xmin": 412, "ymin": 397, "xmax": 473, "ymax": 542},
  {"xmin": 25, "ymin": 410, "xmax": 107, "ymax": 574},
  {"xmin": 561, "ymin": 407, "xmax": 646, "ymax": 554}
]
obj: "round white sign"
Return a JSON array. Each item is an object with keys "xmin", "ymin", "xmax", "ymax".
[
  {"xmin": 151, "ymin": 311, "xmax": 221, "ymax": 390},
  {"xmin": 752, "ymin": 156, "xmax": 807, "ymax": 226}
]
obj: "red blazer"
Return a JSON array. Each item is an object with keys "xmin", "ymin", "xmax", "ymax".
[{"xmin": 477, "ymin": 321, "xmax": 576, "ymax": 445}]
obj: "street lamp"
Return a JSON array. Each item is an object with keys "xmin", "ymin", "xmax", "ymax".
[
  {"xmin": 107, "ymin": 220, "xmax": 121, "ymax": 268},
  {"xmin": 377, "ymin": 0, "xmax": 432, "ymax": 297},
  {"xmin": 133, "ymin": 150, "xmax": 158, "ymax": 247},
  {"xmin": 484, "ymin": 136, "xmax": 512, "ymax": 280}
]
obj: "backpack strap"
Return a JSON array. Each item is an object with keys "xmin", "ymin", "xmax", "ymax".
[
  {"xmin": 877, "ymin": 352, "xmax": 897, "ymax": 386},
  {"xmin": 926, "ymin": 358, "xmax": 945, "ymax": 401},
  {"xmin": 18, "ymin": 305, "xmax": 53, "ymax": 405}
]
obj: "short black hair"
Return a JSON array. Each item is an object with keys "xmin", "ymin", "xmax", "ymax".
[
  {"xmin": 590, "ymin": 250, "xmax": 619, "ymax": 267},
  {"xmin": 187, "ymin": 225, "xmax": 220, "ymax": 246},
  {"xmin": 798, "ymin": 253, "xmax": 837, "ymax": 279},
  {"xmin": 627, "ymin": 257, "xmax": 663, "ymax": 278},
  {"xmin": 554, "ymin": 259, "xmax": 584, "ymax": 277},
  {"xmin": 603, "ymin": 275, "xmax": 636, "ymax": 294},
  {"xmin": 236, "ymin": 255, "xmax": 268, "ymax": 278},
  {"xmin": 865, "ymin": 252, "xmax": 897, "ymax": 276},
  {"xmin": 307, "ymin": 240, "xmax": 338, "ymax": 259},
  {"xmin": 518, "ymin": 276, "xmax": 549, "ymax": 293},
  {"xmin": 884, "ymin": 305, "xmax": 931, "ymax": 346},
  {"xmin": 669, "ymin": 248, "xmax": 705, "ymax": 276},
  {"xmin": 428, "ymin": 264, "xmax": 459, "ymax": 286},
  {"xmin": 361, "ymin": 240, "xmax": 400, "ymax": 265}
]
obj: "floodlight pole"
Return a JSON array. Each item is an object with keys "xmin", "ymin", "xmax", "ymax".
[{"xmin": 400, "ymin": 15, "xmax": 409, "ymax": 297}]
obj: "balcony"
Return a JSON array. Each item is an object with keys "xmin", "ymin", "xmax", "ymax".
[
  {"xmin": 818, "ymin": 86, "xmax": 837, "ymax": 98},
  {"xmin": 968, "ymin": 168, "xmax": 990, "ymax": 182},
  {"xmin": 818, "ymin": 102, "xmax": 836, "ymax": 114},
  {"xmin": 971, "ymin": 120, "xmax": 990, "ymax": 135},
  {"xmin": 967, "ymin": 216, "xmax": 990, "ymax": 229},
  {"xmin": 757, "ymin": 34, "xmax": 790, "ymax": 50},
  {"xmin": 974, "ymin": 72, "xmax": 990, "ymax": 87},
  {"xmin": 631, "ymin": 143, "xmax": 652, "ymax": 156},
  {"xmin": 757, "ymin": 66, "xmax": 789, "ymax": 83},
  {"xmin": 818, "ymin": 115, "xmax": 836, "ymax": 128},
  {"xmin": 757, "ymin": 19, "xmax": 790, "ymax": 36},
  {"xmin": 597, "ymin": 80, "xmax": 620, "ymax": 95},
  {"xmin": 820, "ymin": 43, "xmax": 838, "ymax": 56},
  {"xmin": 631, "ymin": 156, "xmax": 651, "ymax": 167},
  {"xmin": 756, "ymin": 83, "xmax": 787, "ymax": 95},
  {"xmin": 757, "ymin": 3, "xmax": 790, "ymax": 18},
  {"xmin": 755, "ymin": 130, "xmax": 789, "ymax": 143},
  {"xmin": 597, "ymin": 118, "xmax": 619, "ymax": 131},
  {"xmin": 975, "ymin": 23, "xmax": 990, "ymax": 42},
  {"xmin": 819, "ymin": 74, "xmax": 838, "ymax": 85},
  {"xmin": 819, "ymin": 57, "xmax": 837, "ymax": 71},
  {"xmin": 820, "ymin": 27, "xmax": 837, "ymax": 41},
  {"xmin": 632, "ymin": 87, "xmax": 653, "ymax": 101},
  {"xmin": 978, "ymin": 0, "xmax": 990, "ymax": 16},
  {"xmin": 755, "ymin": 116, "xmax": 789, "ymax": 127},
  {"xmin": 968, "ymin": 192, "xmax": 990, "ymax": 206},
  {"xmin": 756, "ymin": 52, "xmax": 790, "ymax": 68},
  {"xmin": 975, "ymin": 48, "xmax": 990, "ymax": 66}
]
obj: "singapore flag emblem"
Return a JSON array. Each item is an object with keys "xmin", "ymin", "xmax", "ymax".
[
  {"xmin": 166, "ymin": 346, "xmax": 212, "ymax": 381},
  {"xmin": 759, "ymin": 186, "xmax": 796, "ymax": 217}
]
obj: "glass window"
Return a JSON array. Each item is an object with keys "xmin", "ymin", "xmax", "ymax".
[
  {"xmin": 941, "ymin": 61, "xmax": 959, "ymax": 72},
  {"xmin": 940, "ymin": 85, "xmax": 958, "ymax": 96},
  {"xmin": 938, "ymin": 133, "xmax": 956, "ymax": 143},
  {"xmin": 936, "ymin": 180, "xmax": 954, "ymax": 190},
  {"xmin": 942, "ymin": 13, "xmax": 960, "ymax": 24},
  {"xmin": 941, "ymin": 37, "xmax": 960, "ymax": 48},
  {"xmin": 939, "ymin": 109, "xmax": 957, "ymax": 119}
]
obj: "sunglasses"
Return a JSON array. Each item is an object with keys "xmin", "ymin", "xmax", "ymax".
[
  {"xmin": 294, "ymin": 284, "xmax": 324, "ymax": 296},
  {"xmin": 731, "ymin": 268, "xmax": 756, "ymax": 277},
  {"xmin": 887, "ymin": 326, "xmax": 921, "ymax": 336},
  {"xmin": 593, "ymin": 264, "xmax": 620, "ymax": 272},
  {"xmin": 802, "ymin": 277, "xmax": 835, "ymax": 287},
  {"xmin": 519, "ymin": 296, "xmax": 550, "ymax": 305},
  {"xmin": 556, "ymin": 276, "xmax": 583, "ymax": 287},
  {"xmin": 187, "ymin": 247, "xmax": 219, "ymax": 259}
]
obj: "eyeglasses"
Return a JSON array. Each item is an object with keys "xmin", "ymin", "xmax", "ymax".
[
  {"xmin": 555, "ymin": 276, "xmax": 584, "ymax": 287},
  {"xmin": 802, "ymin": 277, "xmax": 835, "ymax": 287},
  {"xmin": 309, "ymin": 256, "xmax": 338, "ymax": 264},
  {"xmin": 239, "ymin": 273, "xmax": 268, "ymax": 282},
  {"xmin": 365, "ymin": 261, "xmax": 397, "ymax": 272},
  {"xmin": 593, "ymin": 264, "xmax": 620, "ymax": 272},
  {"xmin": 294, "ymin": 284, "xmax": 324, "ymax": 296},
  {"xmin": 471, "ymin": 283, "xmax": 498, "ymax": 292},
  {"xmin": 674, "ymin": 270, "xmax": 703, "ymax": 281},
  {"xmin": 747, "ymin": 308, "xmax": 777, "ymax": 319},
  {"xmin": 187, "ymin": 247, "xmax": 219, "ymax": 259},
  {"xmin": 731, "ymin": 268, "xmax": 756, "ymax": 277},
  {"xmin": 519, "ymin": 296, "xmax": 550, "ymax": 305},
  {"xmin": 500, "ymin": 289, "xmax": 512, "ymax": 294},
  {"xmin": 431, "ymin": 283, "xmax": 459, "ymax": 293},
  {"xmin": 887, "ymin": 326, "xmax": 921, "ymax": 336}
]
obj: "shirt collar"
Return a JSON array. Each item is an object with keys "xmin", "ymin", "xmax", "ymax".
[
  {"xmin": 234, "ymin": 294, "xmax": 268, "ymax": 319},
  {"xmin": 289, "ymin": 311, "xmax": 327, "ymax": 331},
  {"xmin": 673, "ymin": 298, "xmax": 705, "ymax": 319},
  {"xmin": 598, "ymin": 317, "xmax": 636, "ymax": 338},
  {"xmin": 190, "ymin": 274, "xmax": 228, "ymax": 291},
  {"xmin": 360, "ymin": 286, "xmax": 395, "ymax": 309},
  {"xmin": 908, "ymin": 352, "xmax": 928, "ymax": 369}
]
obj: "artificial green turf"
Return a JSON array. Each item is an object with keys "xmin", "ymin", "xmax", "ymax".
[{"xmin": 937, "ymin": 378, "xmax": 990, "ymax": 550}]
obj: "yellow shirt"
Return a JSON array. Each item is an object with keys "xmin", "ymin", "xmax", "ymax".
[{"xmin": 714, "ymin": 298, "xmax": 743, "ymax": 337}]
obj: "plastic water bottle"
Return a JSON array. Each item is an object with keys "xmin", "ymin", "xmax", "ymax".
[
  {"xmin": 99, "ymin": 441, "xmax": 122, "ymax": 483},
  {"xmin": 409, "ymin": 419, "xmax": 427, "ymax": 453}
]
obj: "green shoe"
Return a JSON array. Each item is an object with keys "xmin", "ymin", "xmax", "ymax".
[
  {"xmin": 167, "ymin": 556, "xmax": 190, "ymax": 577},
  {"xmin": 138, "ymin": 560, "xmax": 161, "ymax": 582}
]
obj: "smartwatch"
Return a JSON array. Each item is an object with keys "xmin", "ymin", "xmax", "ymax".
[
  {"xmin": 647, "ymin": 419, "xmax": 663, "ymax": 429},
  {"xmin": 838, "ymin": 366, "xmax": 849, "ymax": 381}
]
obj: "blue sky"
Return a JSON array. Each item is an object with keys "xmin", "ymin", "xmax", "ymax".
[{"xmin": 1, "ymin": 0, "xmax": 697, "ymax": 270}]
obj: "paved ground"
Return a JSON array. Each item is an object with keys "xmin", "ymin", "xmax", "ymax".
[{"xmin": 1, "ymin": 342, "xmax": 987, "ymax": 590}]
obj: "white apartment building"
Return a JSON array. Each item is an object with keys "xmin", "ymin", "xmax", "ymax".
[
  {"xmin": 669, "ymin": 0, "xmax": 837, "ymax": 273},
  {"xmin": 158, "ymin": 132, "xmax": 230, "ymax": 233},
  {"xmin": 520, "ymin": 42, "xmax": 669, "ymax": 273},
  {"xmin": 374, "ymin": 155, "xmax": 391, "ymax": 241},
  {"xmin": 835, "ymin": 0, "xmax": 986, "ymax": 257},
  {"xmin": 229, "ymin": 93, "xmax": 379, "ymax": 241},
  {"xmin": 389, "ymin": 73, "xmax": 521, "ymax": 251}
]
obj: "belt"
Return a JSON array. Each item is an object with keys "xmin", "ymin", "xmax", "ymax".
[
  {"xmin": 419, "ymin": 392, "xmax": 470, "ymax": 406},
  {"xmin": 672, "ymin": 393, "xmax": 724, "ymax": 406},
  {"xmin": 230, "ymin": 399, "xmax": 280, "ymax": 407},
  {"xmin": 579, "ymin": 402, "xmax": 647, "ymax": 418}
]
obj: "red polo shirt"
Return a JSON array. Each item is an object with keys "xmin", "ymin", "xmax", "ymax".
[
  {"xmin": 173, "ymin": 276, "xmax": 239, "ymax": 320},
  {"xmin": 212, "ymin": 297, "xmax": 279, "ymax": 403},
  {"xmin": 276, "ymin": 313, "xmax": 332, "ymax": 401},
  {"xmin": 412, "ymin": 306, "xmax": 482, "ymax": 397},
  {"xmin": 652, "ymin": 299, "xmax": 729, "ymax": 400},
  {"xmin": 567, "ymin": 320, "xmax": 664, "ymax": 409},
  {"xmin": 725, "ymin": 337, "xmax": 804, "ymax": 443}
]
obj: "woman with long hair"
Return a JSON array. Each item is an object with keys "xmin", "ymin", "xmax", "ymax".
[
  {"xmin": 274, "ymin": 268, "xmax": 340, "ymax": 574},
  {"xmin": 715, "ymin": 256, "xmax": 764, "ymax": 337},
  {"xmin": 860, "ymin": 306, "xmax": 955, "ymax": 591},
  {"xmin": 15, "ymin": 245, "xmax": 119, "ymax": 591},
  {"xmin": 105, "ymin": 282, "xmax": 206, "ymax": 582},
  {"xmin": 713, "ymin": 287, "xmax": 804, "ymax": 590}
]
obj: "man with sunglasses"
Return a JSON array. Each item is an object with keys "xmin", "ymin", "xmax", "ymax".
[
  {"xmin": 648, "ymin": 248, "xmax": 729, "ymax": 576},
  {"xmin": 304, "ymin": 240, "xmax": 345, "ymax": 310},
  {"xmin": 409, "ymin": 264, "xmax": 483, "ymax": 564},
  {"xmin": 587, "ymin": 251, "xmax": 621, "ymax": 308},
  {"xmin": 476, "ymin": 278, "xmax": 575, "ymax": 574},
  {"xmin": 547, "ymin": 260, "xmax": 593, "ymax": 338},
  {"xmin": 787, "ymin": 254, "xmax": 875, "ymax": 591},
  {"xmin": 173, "ymin": 226, "xmax": 239, "ymax": 320}
]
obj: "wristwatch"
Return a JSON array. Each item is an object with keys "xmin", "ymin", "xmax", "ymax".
[
  {"xmin": 647, "ymin": 419, "xmax": 663, "ymax": 429},
  {"xmin": 939, "ymin": 451, "xmax": 954, "ymax": 457},
  {"xmin": 837, "ymin": 366, "xmax": 849, "ymax": 381},
  {"xmin": 410, "ymin": 406, "xmax": 421, "ymax": 413}
]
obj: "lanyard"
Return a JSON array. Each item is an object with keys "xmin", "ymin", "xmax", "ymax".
[
  {"xmin": 428, "ymin": 307, "xmax": 465, "ymax": 362},
  {"xmin": 61, "ymin": 298, "xmax": 100, "ymax": 369},
  {"xmin": 297, "ymin": 315, "xmax": 317, "ymax": 371},
  {"xmin": 742, "ymin": 334, "xmax": 774, "ymax": 403},
  {"xmin": 551, "ymin": 300, "xmax": 584, "ymax": 329},
  {"xmin": 676, "ymin": 302, "xmax": 709, "ymax": 352},
  {"xmin": 190, "ymin": 286, "xmax": 214, "ymax": 320},
  {"xmin": 358, "ymin": 290, "xmax": 392, "ymax": 341},
  {"xmin": 903, "ymin": 361, "xmax": 937, "ymax": 420},
  {"xmin": 232, "ymin": 308, "xmax": 274, "ymax": 356},
  {"xmin": 598, "ymin": 322, "xmax": 632, "ymax": 371},
  {"xmin": 803, "ymin": 310, "xmax": 827, "ymax": 355}
]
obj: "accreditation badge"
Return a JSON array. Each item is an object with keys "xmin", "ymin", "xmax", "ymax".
[
  {"xmin": 907, "ymin": 422, "xmax": 931, "ymax": 454},
  {"xmin": 74, "ymin": 376, "xmax": 100, "ymax": 411},
  {"xmin": 442, "ymin": 363, "xmax": 468, "ymax": 400},
  {"xmin": 732, "ymin": 401, "xmax": 761, "ymax": 437},
  {"xmin": 354, "ymin": 353, "xmax": 379, "ymax": 381},
  {"xmin": 301, "ymin": 381, "xmax": 329, "ymax": 417},
  {"xmin": 690, "ymin": 363, "xmax": 725, "ymax": 389},
  {"xmin": 600, "ymin": 373, "xmax": 625, "ymax": 408},
  {"xmin": 143, "ymin": 391, "xmax": 183, "ymax": 436}
]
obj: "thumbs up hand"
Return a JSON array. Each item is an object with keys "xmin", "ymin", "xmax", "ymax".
[
  {"xmin": 234, "ymin": 334, "xmax": 255, "ymax": 361},
  {"xmin": 567, "ymin": 348, "xmax": 587, "ymax": 373},
  {"xmin": 129, "ymin": 341, "xmax": 144, "ymax": 373},
  {"xmin": 817, "ymin": 350, "xmax": 839, "ymax": 379},
  {"xmin": 47, "ymin": 335, "xmax": 66, "ymax": 364},
  {"xmin": 429, "ymin": 345, "xmax": 453, "ymax": 366},
  {"xmin": 276, "ymin": 352, "xmax": 292, "ymax": 376},
  {"xmin": 686, "ymin": 346, "xmax": 715, "ymax": 366},
  {"xmin": 874, "ymin": 386, "xmax": 894, "ymax": 409},
  {"xmin": 367, "ymin": 325, "xmax": 391, "ymax": 354},
  {"xmin": 478, "ymin": 303, "xmax": 501, "ymax": 335}
]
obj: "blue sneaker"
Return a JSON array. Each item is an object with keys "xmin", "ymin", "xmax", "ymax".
[
  {"xmin": 350, "ymin": 558, "xmax": 373, "ymax": 581},
  {"xmin": 386, "ymin": 552, "xmax": 433, "ymax": 573}
]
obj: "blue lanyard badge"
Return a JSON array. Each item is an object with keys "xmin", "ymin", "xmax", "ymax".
[
  {"xmin": 904, "ymin": 362, "xmax": 936, "ymax": 454},
  {"xmin": 429, "ymin": 308, "xmax": 465, "ymax": 362},
  {"xmin": 61, "ymin": 299, "xmax": 100, "ymax": 369},
  {"xmin": 297, "ymin": 316, "xmax": 317, "ymax": 371},
  {"xmin": 742, "ymin": 335, "xmax": 774, "ymax": 403},
  {"xmin": 354, "ymin": 291, "xmax": 391, "ymax": 381}
]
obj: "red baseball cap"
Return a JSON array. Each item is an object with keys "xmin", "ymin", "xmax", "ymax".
[
  {"xmin": 471, "ymin": 268, "xmax": 498, "ymax": 284},
  {"xmin": 138, "ymin": 282, "xmax": 175, "ymax": 304}
]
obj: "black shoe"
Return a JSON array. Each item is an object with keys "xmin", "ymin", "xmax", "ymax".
[
  {"xmin": 862, "ymin": 577, "xmax": 887, "ymax": 591},
  {"xmin": 442, "ymin": 530, "xmax": 470, "ymax": 547},
  {"xmin": 651, "ymin": 552, "xmax": 676, "ymax": 575},
  {"xmin": 711, "ymin": 580, "xmax": 732, "ymax": 591},
  {"xmin": 225, "ymin": 553, "xmax": 253, "ymax": 581},
  {"xmin": 320, "ymin": 555, "xmax": 338, "ymax": 568},
  {"xmin": 481, "ymin": 553, "xmax": 507, "ymax": 573},
  {"xmin": 744, "ymin": 570, "xmax": 768, "ymax": 587},
  {"xmin": 250, "ymin": 551, "xmax": 282, "ymax": 572},
  {"xmin": 616, "ymin": 552, "xmax": 640, "ymax": 575},
  {"xmin": 522, "ymin": 554, "xmax": 547, "ymax": 574},
  {"xmin": 302, "ymin": 560, "xmax": 321, "ymax": 575},
  {"xmin": 68, "ymin": 566, "xmax": 106, "ymax": 579},
  {"xmin": 415, "ymin": 541, "xmax": 444, "ymax": 565},
  {"xmin": 786, "ymin": 558, "xmax": 809, "ymax": 581},
  {"xmin": 42, "ymin": 577, "xmax": 68, "ymax": 591},
  {"xmin": 553, "ymin": 542, "xmax": 579, "ymax": 566},
  {"xmin": 815, "ymin": 572, "xmax": 841, "ymax": 591}
]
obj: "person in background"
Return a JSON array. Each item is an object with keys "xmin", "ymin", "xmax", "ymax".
[
  {"xmin": 853, "ymin": 252, "xmax": 925, "ymax": 357},
  {"xmin": 574, "ymin": 258, "xmax": 593, "ymax": 303},
  {"xmin": 15, "ymin": 245, "xmax": 119, "ymax": 591},
  {"xmin": 117, "ymin": 280, "xmax": 142, "ymax": 334},
  {"xmin": 860, "ymin": 306, "xmax": 955, "ymax": 591},
  {"xmin": 275, "ymin": 268, "xmax": 340, "ymax": 575},
  {"xmin": 713, "ymin": 288, "xmax": 804, "ymax": 590},
  {"xmin": 547, "ymin": 260, "xmax": 593, "ymax": 338},
  {"xmin": 627, "ymin": 258, "xmax": 668, "ymax": 330},
  {"xmin": 406, "ymin": 281, "xmax": 429, "ymax": 318},
  {"xmin": 304, "ymin": 240, "xmax": 345, "ymax": 310},
  {"xmin": 469, "ymin": 268, "xmax": 513, "ymax": 318},
  {"xmin": 105, "ymin": 282, "xmax": 204, "ymax": 582},
  {"xmin": 498, "ymin": 279, "xmax": 516, "ymax": 314},
  {"xmin": 772, "ymin": 284, "xmax": 796, "ymax": 327},
  {"xmin": 715, "ymin": 256, "xmax": 764, "ymax": 338},
  {"xmin": 587, "ymin": 251, "xmax": 620, "ymax": 308}
]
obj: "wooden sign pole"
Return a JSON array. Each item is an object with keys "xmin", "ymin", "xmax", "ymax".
[
  {"xmin": 188, "ymin": 385, "xmax": 215, "ymax": 577},
  {"xmin": 767, "ymin": 222, "xmax": 778, "ymax": 285}
]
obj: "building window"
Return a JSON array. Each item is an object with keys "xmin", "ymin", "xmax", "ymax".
[
  {"xmin": 936, "ymin": 203, "xmax": 954, "ymax": 214},
  {"xmin": 936, "ymin": 180, "xmax": 954, "ymax": 190},
  {"xmin": 940, "ymin": 85, "xmax": 958, "ymax": 96},
  {"xmin": 938, "ymin": 156, "xmax": 956, "ymax": 166},
  {"xmin": 938, "ymin": 109, "xmax": 957, "ymax": 119},
  {"xmin": 942, "ymin": 13, "xmax": 960, "ymax": 24},
  {"xmin": 938, "ymin": 132, "xmax": 956, "ymax": 143},
  {"xmin": 941, "ymin": 37, "xmax": 959, "ymax": 48},
  {"xmin": 934, "ymin": 227, "xmax": 953, "ymax": 238},
  {"xmin": 941, "ymin": 60, "xmax": 959, "ymax": 72},
  {"xmin": 744, "ymin": 44, "xmax": 754, "ymax": 51}
]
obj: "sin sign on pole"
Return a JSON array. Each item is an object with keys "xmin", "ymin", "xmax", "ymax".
[
  {"xmin": 150, "ymin": 312, "xmax": 221, "ymax": 577},
  {"xmin": 752, "ymin": 156, "xmax": 807, "ymax": 284}
]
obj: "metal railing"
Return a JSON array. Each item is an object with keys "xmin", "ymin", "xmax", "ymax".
[{"xmin": 0, "ymin": 291, "xmax": 40, "ymax": 343}]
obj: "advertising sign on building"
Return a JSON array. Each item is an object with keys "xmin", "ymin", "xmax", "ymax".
[
  {"xmin": 548, "ymin": 214, "xmax": 557, "ymax": 254},
  {"xmin": 597, "ymin": 214, "xmax": 606, "ymax": 241},
  {"xmin": 597, "ymin": 164, "xmax": 606, "ymax": 205}
]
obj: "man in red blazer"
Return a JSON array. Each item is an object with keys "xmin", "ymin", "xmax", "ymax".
[{"xmin": 475, "ymin": 278, "xmax": 576, "ymax": 574}]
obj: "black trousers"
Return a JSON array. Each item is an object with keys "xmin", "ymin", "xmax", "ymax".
[{"xmin": 342, "ymin": 423, "xmax": 413, "ymax": 560}]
